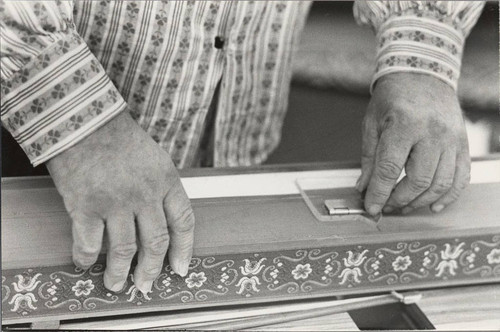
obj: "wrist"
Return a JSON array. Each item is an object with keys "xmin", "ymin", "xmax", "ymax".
[{"xmin": 46, "ymin": 111, "xmax": 134, "ymax": 170}]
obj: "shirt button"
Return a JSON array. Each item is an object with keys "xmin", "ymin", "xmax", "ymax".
[{"xmin": 214, "ymin": 36, "xmax": 225, "ymax": 49}]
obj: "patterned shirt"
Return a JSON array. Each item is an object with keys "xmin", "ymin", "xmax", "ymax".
[{"xmin": 1, "ymin": 1, "xmax": 485, "ymax": 168}]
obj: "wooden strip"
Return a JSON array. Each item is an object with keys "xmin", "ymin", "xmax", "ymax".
[
  {"xmin": 243, "ymin": 313, "xmax": 359, "ymax": 331},
  {"xmin": 60, "ymin": 296, "xmax": 364, "ymax": 330},
  {"xmin": 192, "ymin": 293, "xmax": 401, "ymax": 330},
  {"xmin": 180, "ymin": 159, "xmax": 500, "ymax": 198}
]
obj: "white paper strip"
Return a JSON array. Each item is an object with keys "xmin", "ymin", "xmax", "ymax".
[{"xmin": 182, "ymin": 160, "xmax": 500, "ymax": 199}]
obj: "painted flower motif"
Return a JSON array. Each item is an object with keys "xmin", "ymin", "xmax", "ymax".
[
  {"xmin": 486, "ymin": 248, "xmax": 500, "ymax": 265},
  {"xmin": 270, "ymin": 269, "xmax": 280, "ymax": 279},
  {"xmin": 240, "ymin": 258, "xmax": 266, "ymax": 276},
  {"xmin": 291, "ymin": 263, "xmax": 312, "ymax": 280},
  {"xmin": 161, "ymin": 277, "xmax": 172, "ymax": 288},
  {"xmin": 220, "ymin": 272, "xmax": 229, "ymax": 283},
  {"xmin": 465, "ymin": 253, "xmax": 476, "ymax": 263},
  {"xmin": 423, "ymin": 256, "xmax": 432, "ymax": 267},
  {"xmin": 72, "ymin": 279, "xmax": 94, "ymax": 297},
  {"xmin": 9, "ymin": 293, "xmax": 38, "ymax": 315},
  {"xmin": 324, "ymin": 264, "xmax": 334, "ymax": 274},
  {"xmin": 392, "ymin": 255, "xmax": 412, "ymax": 272},
  {"xmin": 236, "ymin": 276, "xmax": 261, "ymax": 296},
  {"xmin": 339, "ymin": 250, "xmax": 368, "ymax": 285},
  {"xmin": 12, "ymin": 273, "xmax": 42, "ymax": 292},
  {"xmin": 185, "ymin": 272, "xmax": 207, "ymax": 289},
  {"xmin": 436, "ymin": 242, "xmax": 465, "ymax": 277}
]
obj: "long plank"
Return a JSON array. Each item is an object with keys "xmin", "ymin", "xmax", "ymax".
[
  {"xmin": 59, "ymin": 295, "xmax": 363, "ymax": 330},
  {"xmin": 2, "ymin": 162, "xmax": 500, "ymax": 324}
]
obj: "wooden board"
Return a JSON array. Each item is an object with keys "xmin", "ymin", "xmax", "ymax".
[{"xmin": 2, "ymin": 161, "xmax": 500, "ymax": 325}]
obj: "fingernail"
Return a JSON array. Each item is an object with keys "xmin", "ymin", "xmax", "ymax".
[
  {"xmin": 368, "ymin": 205, "xmax": 381, "ymax": 216},
  {"xmin": 104, "ymin": 272, "xmax": 126, "ymax": 292},
  {"xmin": 432, "ymin": 204, "xmax": 444, "ymax": 213},
  {"xmin": 402, "ymin": 207, "xmax": 413, "ymax": 215},
  {"xmin": 109, "ymin": 280, "xmax": 125, "ymax": 292},
  {"xmin": 137, "ymin": 280, "xmax": 153, "ymax": 295},
  {"xmin": 383, "ymin": 205, "xmax": 394, "ymax": 214},
  {"xmin": 176, "ymin": 260, "xmax": 190, "ymax": 277}
]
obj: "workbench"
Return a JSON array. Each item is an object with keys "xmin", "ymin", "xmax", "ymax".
[{"xmin": 2, "ymin": 159, "xmax": 499, "ymax": 330}]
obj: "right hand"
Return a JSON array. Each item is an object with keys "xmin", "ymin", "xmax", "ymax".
[{"xmin": 46, "ymin": 111, "xmax": 195, "ymax": 294}]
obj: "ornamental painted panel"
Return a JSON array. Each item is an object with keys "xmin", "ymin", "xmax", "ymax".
[{"xmin": 2, "ymin": 234, "xmax": 500, "ymax": 324}]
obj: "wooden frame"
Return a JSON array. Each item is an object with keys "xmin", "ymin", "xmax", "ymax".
[{"xmin": 2, "ymin": 160, "xmax": 500, "ymax": 325}]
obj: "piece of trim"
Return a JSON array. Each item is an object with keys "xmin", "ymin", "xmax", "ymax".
[{"xmin": 2, "ymin": 233, "xmax": 499, "ymax": 324}]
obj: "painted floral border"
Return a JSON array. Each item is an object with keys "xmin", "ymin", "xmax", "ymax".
[{"xmin": 3, "ymin": 234, "xmax": 500, "ymax": 323}]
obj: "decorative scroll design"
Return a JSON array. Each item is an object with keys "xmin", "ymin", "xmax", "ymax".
[{"xmin": 3, "ymin": 234, "xmax": 500, "ymax": 322}]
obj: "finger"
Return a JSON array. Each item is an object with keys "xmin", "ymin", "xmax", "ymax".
[
  {"xmin": 384, "ymin": 142, "xmax": 440, "ymax": 211},
  {"xmin": 163, "ymin": 177, "xmax": 195, "ymax": 277},
  {"xmin": 403, "ymin": 149, "xmax": 456, "ymax": 213},
  {"xmin": 71, "ymin": 212, "xmax": 105, "ymax": 269},
  {"xmin": 357, "ymin": 114, "xmax": 378, "ymax": 192},
  {"xmin": 134, "ymin": 206, "xmax": 169, "ymax": 294},
  {"xmin": 104, "ymin": 212, "xmax": 137, "ymax": 292},
  {"xmin": 431, "ymin": 147, "xmax": 471, "ymax": 213},
  {"xmin": 365, "ymin": 131, "xmax": 411, "ymax": 215}
]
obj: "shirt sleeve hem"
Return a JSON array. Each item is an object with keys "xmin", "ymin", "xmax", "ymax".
[{"xmin": 370, "ymin": 13, "xmax": 465, "ymax": 94}]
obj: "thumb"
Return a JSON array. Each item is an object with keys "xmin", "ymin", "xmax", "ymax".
[{"xmin": 357, "ymin": 113, "xmax": 378, "ymax": 193}]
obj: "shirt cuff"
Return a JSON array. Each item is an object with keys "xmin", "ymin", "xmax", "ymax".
[
  {"xmin": 1, "ymin": 30, "xmax": 127, "ymax": 166},
  {"xmin": 371, "ymin": 12, "xmax": 465, "ymax": 94}
]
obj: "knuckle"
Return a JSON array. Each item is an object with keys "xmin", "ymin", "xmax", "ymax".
[
  {"xmin": 368, "ymin": 187, "xmax": 389, "ymax": 201},
  {"xmin": 73, "ymin": 248, "xmax": 98, "ymax": 268},
  {"xmin": 376, "ymin": 160, "xmax": 401, "ymax": 182},
  {"xmin": 431, "ymin": 179, "xmax": 453, "ymax": 194},
  {"xmin": 171, "ymin": 207, "xmax": 195, "ymax": 234},
  {"xmin": 144, "ymin": 232, "xmax": 170, "ymax": 256},
  {"xmin": 111, "ymin": 242, "xmax": 137, "ymax": 260},
  {"xmin": 141, "ymin": 266, "xmax": 162, "ymax": 278},
  {"xmin": 409, "ymin": 177, "xmax": 432, "ymax": 193},
  {"xmin": 446, "ymin": 189, "xmax": 461, "ymax": 203}
]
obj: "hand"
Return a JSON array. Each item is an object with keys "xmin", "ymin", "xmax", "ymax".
[
  {"xmin": 357, "ymin": 73, "xmax": 471, "ymax": 216},
  {"xmin": 46, "ymin": 111, "xmax": 194, "ymax": 294}
]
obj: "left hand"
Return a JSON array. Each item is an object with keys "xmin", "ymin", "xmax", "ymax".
[{"xmin": 357, "ymin": 72, "xmax": 471, "ymax": 216}]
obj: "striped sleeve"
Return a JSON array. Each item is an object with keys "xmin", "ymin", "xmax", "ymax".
[
  {"xmin": 353, "ymin": 1, "xmax": 485, "ymax": 93},
  {"xmin": 0, "ymin": 0, "xmax": 127, "ymax": 166}
]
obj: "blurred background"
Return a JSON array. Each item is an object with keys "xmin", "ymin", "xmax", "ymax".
[{"xmin": 2, "ymin": 1, "xmax": 499, "ymax": 177}]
